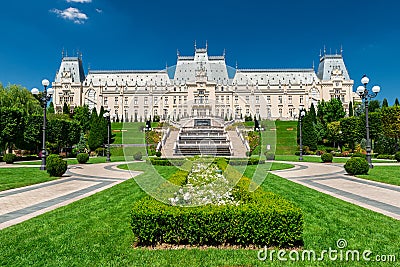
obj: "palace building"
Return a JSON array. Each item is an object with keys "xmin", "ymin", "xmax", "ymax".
[{"xmin": 52, "ymin": 45, "xmax": 359, "ymax": 121}]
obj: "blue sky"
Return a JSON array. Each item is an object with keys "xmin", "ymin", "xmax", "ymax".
[{"xmin": 0, "ymin": 0, "xmax": 399, "ymax": 103}]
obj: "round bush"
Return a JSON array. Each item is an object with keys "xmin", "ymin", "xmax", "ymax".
[
  {"xmin": 3, "ymin": 153, "xmax": 16, "ymax": 164},
  {"xmin": 133, "ymin": 152, "xmax": 143, "ymax": 161},
  {"xmin": 46, "ymin": 154, "xmax": 67, "ymax": 177},
  {"xmin": 155, "ymin": 151, "xmax": 162, "ymax": 157},
  {"xmin": 344, "ymin": 157, "xmax": 369, "ymax": 175},
  {"xmin": 76, "ymin": 153, "xmax": 89, "ymax": 164},
  {"xmin": 321, "ymin": 153, "xmax": 333, "ymax": 163},
  {"xmin": 395, "ymin": 152, "xmax": 400, "ymax": 162},
  {"xmin": 265, "ymin": 152, "xmax": 275, "ymax": 160}
]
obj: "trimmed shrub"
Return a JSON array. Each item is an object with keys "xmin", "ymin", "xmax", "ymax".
[
  {"xmin": 155, "ymin": 151, "xmax": 162, "ymax": 157},
  {"xmin": 133, "ymin": 152, "xmax": 143, "ymax": 161},
  {"xmin": 46, "ymin": 154, "xmax": 67, "ymax": 177},
  {"xmin": 395, "ymin": 152, "xmax": 400, "ymax": 162},
  {"xmin": 265, "ymin": 152, "xmax": 275, "ymax": 160},
  {"xmin": 321, "ymin": 153, "xmax": 333, "ymax": 163},
  {"xmin": 147, "ymin": 158, "xmax": 187, "ymax": 166},
  {"xmin": 3, "ymin": 154, "xmax": 16, "ymax": 164},
  {"xmin": 76, "ymin": 153, "xmax": 89, "ymax": 164},
  {"xmin": 377, "ymin": 154, "xmax": 395, "ymax": 160},
  {"xmin": 344, "ymin": 157, "xmax": 369, "ymax": 175},
  {"xmin": 131, "ymin": 158, "xmax": 303, "ymax": 248}
]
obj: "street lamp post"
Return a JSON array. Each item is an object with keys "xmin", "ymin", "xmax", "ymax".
[
  {"xmin": 31, "ymin": 79, "xmax": 54, "ymax": 170},
  {"xmin": 295, "ymin": 108, "xmax": 306, "ymax": 161},
  {"xmin": 103, "ymin": 110, "xmax": 111, "ymax": 162},
  {"xmin": 356, "ymin": 74, "xmax": 381, "ymax": 168}
]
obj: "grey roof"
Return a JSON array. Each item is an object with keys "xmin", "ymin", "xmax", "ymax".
[
  {"xmin": 317, "ymin": 54, "xmax": 350, "ymax": 80},
  {"xmin": 234, "ymin": 69, "xmax": 318, "ymax": 86},
  {"xmin": 173, "ymin": 48, "xmax": 230, "ymax": 83},
  {"xmin": 54, "ymin": 57, "xmax": 85, "ymax": 83}
]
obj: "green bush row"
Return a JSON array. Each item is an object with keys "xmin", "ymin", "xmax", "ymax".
[
  {"xmin": 228, "ymin": 157, "xmax": 266, "ymax": 166},
  {"xmin": 146, "ymin": 157, "xmax": 188, "ymax": 166},
  {"xmin": 0, "ymin": 154, "xmax": 41, "ymax": 163},
  {"xmin": 376, "ymin": 154, "xmax": 395, "ymax": 160},
  {"xmin": 76, "ymin": 153, "xmax": 89, "ymax": 164},
  {"xmin": 131, "ymin": 158, "xmax": 303, "ymax": 247}
]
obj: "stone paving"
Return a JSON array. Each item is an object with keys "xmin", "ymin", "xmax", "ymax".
[
  {"xmin": 0, "ymin": 160, "xmax": 399, "ymax": 231},
  {"xmin": 271, "ymin": 161, "xmax": 400, "ymax": 220},
  {"xmin": 0, "ymin": 162, "xmax": 140, "ymax": 230}
]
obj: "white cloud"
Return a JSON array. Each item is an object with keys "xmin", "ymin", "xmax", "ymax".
[
  {"xmin": 66, "ymin": 0, "xmax": 92, "ymax": 3},
  {"xmin": 50, "ymin": 7, "xmax": 89, "ymax": 24}
]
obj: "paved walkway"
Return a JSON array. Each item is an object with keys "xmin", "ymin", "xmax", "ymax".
[
  {"xmin": 0, "ymin": 162, "xmax": 140, "ymax": 230},
  {"xmin": 0, "ymin": 160, "xmax": 399, "ymax": 230},
  {"xmin": 271, "ymin": 161, "xmax": 400, "ymax": 220}
]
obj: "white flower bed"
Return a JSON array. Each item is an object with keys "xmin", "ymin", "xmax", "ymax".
[{"xmin": 169, "ymin": 158, "xmax": 239, "ymax": 206}]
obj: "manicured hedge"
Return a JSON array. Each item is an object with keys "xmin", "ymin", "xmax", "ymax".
[
  {"xmin": 131, "ymin": 158, "xmax": 303, "ymax": 247},
  {"xmin": 228, "ymin": 157, "xmax": 265, "ymax": 166},
  {"xmin": 321, "ymin": 153, "xmax": 333, "ymax": 163},
  {"xmin": 76, "ymin": 153, "xmax": 89, "ymax": 164},
  {"xmin": 46, "ymin": 154, "xmax": 68, "ymax": 177},
  {"xmin": 3, "ymin": 154, "xmax": 16, "ymax": 164},
  {"xmin": 146, "ymin": 157, "xmax": 188, "ymax": 166},
  {"xmin": 344, "ymin": 157, "xmax": 369, "ymax": 175}
]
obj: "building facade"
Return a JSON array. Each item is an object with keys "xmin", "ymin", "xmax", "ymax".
[{"xmin": 52, "ymin": 45, "xmax": 359, "ymax": 121}]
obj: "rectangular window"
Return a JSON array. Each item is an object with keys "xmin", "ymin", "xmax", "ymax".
[
  {"xmin": 124, "ymin": 97, "xmax": 128, "ymax": 105},
  {"xmin": 256, "ymin": 96, "xmax": 259, "ymax": 104},
  {"xmin": 300, "ymin": 96, "xmax": 304, "ymax": 104},
  {"xmin": 235, "ymin": 95, "xmax": 238, "ymax": 103},
  {"xmin": 104, "ymin": 97, "xmax": 108, "ymax": 105},
  {"xmin": 144, "ymin": 97, "xmax": 148, "ymax": 105},
  {"xmin": 173, "ymin": 96, "xmax": 177, "ymax": 104},
  {"xmin": 278, "ymin": 96, "xmax": 282, "ymax": 104},
  {"xmin": 164, "ymin": 97, "xmax": 168, "ymax": 105},
  {"xmin": 267, "ymin": 96, "xmax": 271, "ymax": 103},
  {"xmin": 288, "ymin": 96, "xmax": 292, "ymax": 104},
  {"xmin": 115, "ymin": 97, "xmax": 118, "ymax": 104},
  {"xmin": 179, "ymin": 96, "xmax": 182, "ymax": 104},
  {"xmin": 216, "ymin": 96, "xmax": 219, "ymax": 102},
  {"xmin": 226, "ymin": 96, "xmax": 229, "ymax": 103},
  {"xmin": 154, "ymin": 96, "xmax": 158, "ymax": 105},
  {"xmin": 246, "ymin": 96, "xmax": 249, "ymax": 102},
  {"xmin": 134, "ymin": 97, "xmax": 138, "ymax": 105}
]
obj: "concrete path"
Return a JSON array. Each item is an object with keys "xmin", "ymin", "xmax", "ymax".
[
  {"xmin": 0, "ymin": 162, "xmax": 140, "ymax": 230},
  {"xmin": 271, "ymin": 161, "xmax": 400, "ymax": 220}
]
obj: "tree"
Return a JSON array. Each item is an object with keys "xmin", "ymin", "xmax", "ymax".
[
  {"xmin": 309, "ymin": 103, "xmax": 317, "ymax": 124},
  {"xmin": 323, "ymin": 98, "xmax": 346, "ymax": 123},
  {"xmin": 382, "ymin": 98, "xmax": 389, "ymax": 108},
  {"xmin": 348, "ymin": 101, "xmax": 353, "ymax": 117},
  {"xmin": 0, "ymin": 84, "xmax": 41, "ymax": 116},
  {"xmin": 0, "ymin": 107, "xmax": 25, "ymax": 152},
  {"xmin": 47, "ymin": 102, "xmax": 55, "ymax": 114},
  {"xmin": 395, "ymin": 98, "xmax": 400, "ymax": 106},
  {"xmin": 368, "ymin": 100, "xmax": 380, "ymax": 113},
  {"xmin": 301, "ymin": 113, "xmax": 317, "ymax": 150},
  {"xmin": 73, "ymin": 105, "xmax": 91, "ymax": 133},
  {"xmin": 381, "ymin": 106, "xmax": 400, "ymax": 151},
  {"xmin": 340, "ymin": 116, "xmax": 364, "ymax": 150},
  {"xmin": 327, "ymin": 121, "xmax": 341, "ymax": 148},
  {"xmin": 63, "ymin": 102, "xmax": 70, "ymax": 115},
  {"xmin": 23, "ymin": 114, "xmax": 43, "ymax": 153}
]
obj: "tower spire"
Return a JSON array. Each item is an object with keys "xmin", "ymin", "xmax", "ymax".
[
  {"xmin": 340, "ymin": 45, "xmax": 343, "ymax": 55},
  {"xmin": 177, "ymin": 49, "xmax": 180, "ymax": 57},
  {"xmin": 194, "ymin": 40, "xmax": 197, "ymax": 50},
  {"xmin": 324, "ymin": 45, "xmax": 326, "ymax": 55},
  {"xmin": 205, "ymin": 40, "xmax": 208, "ymax": 51},
  {"xmin": 62, "ymin": 48, "xmax": 65, "ymax": 58},
  {"xmin": 223, "ymin": 48, "xmax": 226, "ymax": 57}
]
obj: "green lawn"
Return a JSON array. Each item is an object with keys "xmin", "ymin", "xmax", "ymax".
[
  {"xmin": 112, "ymin": 122, "xmax": 146, "ymax": 144},
  {"xmin": 0, "ymin": 168, "xmax": 58, "ymax": 191},
  {"xmin": 0, "ymin": 161, "xmax": 398, "ymax": 266},
  {"xmin": 261, "ymin": 120, "xmax": 298, "ymax": 155},
  {"xmin": 357, "ymin": 165, "xmax": 400, "ymax": 186}
]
